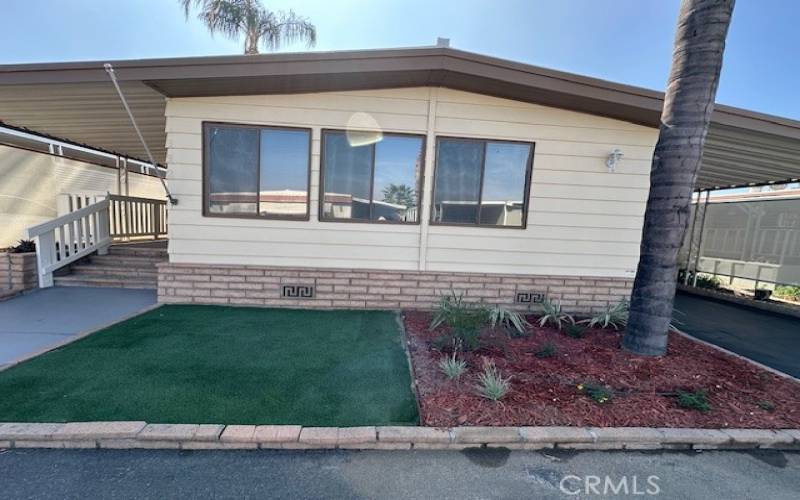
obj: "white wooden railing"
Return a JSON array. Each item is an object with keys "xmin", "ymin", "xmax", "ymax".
[
  {"xmin": 27, "ymin": 194, "xmax": 168, "ymax": 288},
  {"xmin": 107, "ymin": 194, "xmax": 167, "ymax": 240},
  {"xmin": 27, "ymin": 199, "xmax": 112, "ymax": 287}
]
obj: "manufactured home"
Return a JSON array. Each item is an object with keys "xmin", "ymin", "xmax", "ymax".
[{"xmin": 1, "ymin": 45, "xmax": 799, "ymax": 311}]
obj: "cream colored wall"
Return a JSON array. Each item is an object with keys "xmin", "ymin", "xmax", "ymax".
[
  {"xmin": 164, "ymin": 87, "xmax": 658, "ymax": 278},
  {"xmin": 0, "ymin": 145, "xmax": 165, "ymax": 247}
]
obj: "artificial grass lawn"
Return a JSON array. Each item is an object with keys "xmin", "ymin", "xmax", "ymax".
[{"xmin": 0, "ymin": 305, "xmax": 418, "ymax": 426}]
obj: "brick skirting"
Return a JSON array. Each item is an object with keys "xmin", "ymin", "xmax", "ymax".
[
  {"xmin": 0, "ymin": 252, "xmax": 38, "ymax": 299},
  {"xmin": 157, "ymin": 263, "xmax": 632, "ymax": 314}
]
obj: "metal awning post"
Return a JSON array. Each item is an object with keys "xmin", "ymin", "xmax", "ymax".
[
  {"xmin": 683, "ymin": 191, "xmax": 702, "ymax": 284},
  {"xmin": 691, "ymin": 190, "xmax": 711, "ymax": 287},
  {"xmin": 104, "ymin": 63, "xmax": 177, "ymax": 205}
]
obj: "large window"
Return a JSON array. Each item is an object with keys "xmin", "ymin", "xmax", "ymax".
[
  {"xmin": 432, "ymin": 137, "xmax": 534, "ymax": 228},
  {"xmin": 320, "ymin": 130, "xmax": 424, "ymax": 223},
  {"xmin": 204, "ymin": 122, "xmax": 311, "ymax": 219}
]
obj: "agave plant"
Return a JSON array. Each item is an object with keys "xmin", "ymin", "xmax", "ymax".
[
  {"xmin": 430, "ymin": 289, "xmax": 467, "ymax": 330},
  {"xmin": 9, "ymin": 239, "xmax": 36, "ymax": 254},
  {"xmin": 488, "ymin": 305, "xmax": 530, "ymax": 337},
  {"xmin": 476, "ymin": 360, "xmax": 510, "ymax": 401},
  {"xmin": 429, "ymin": 289, "xmax": 488, "ymax": 351},
  {"xmin": 587, "ymin": 300, "xmax": 683, "ymax": 333},
  {"xmin": 584, "ymin": 300, "xmax": 629, "ymax": 330},
  {"xmin": 537, "ymin": 298, "xmax": 574, "ymax": 330},
  {"xmin": 438, "ymin": 352, "xmax": 467, "ymax": 381}
]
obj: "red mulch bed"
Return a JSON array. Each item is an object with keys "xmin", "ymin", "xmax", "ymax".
[{"xmin": 403, "ymin": 311, "xmax": 800, "ymax": 428}]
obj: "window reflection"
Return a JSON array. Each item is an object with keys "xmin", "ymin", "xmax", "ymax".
[
  {"xmin": 205, "ymin": 124, "xmax": 310, "ymax": 218},
  {"xmin": 259, "ymin": 129, "xmax": 310, "ymax": 217},
  {"xmin": 432, "ymin": 138, "xmax": 532, "ymax": 227},
  {"xmin": 432, "ymin": 139, "xmax": 483, "ymax": 224},
  {"xmin": 373, "ymin": 136, "xmax": 422, "ymax": 222},
  {"xmin": 322, "ymin": 131, "xmax": 423, "ymax": 223},
  {"xmin": 479, "ymin": 142, "xmax": 531, "ymax": 226},
  {"xmin": 207, "ymin": 126, "xmax": 259, "ymax": 215}
]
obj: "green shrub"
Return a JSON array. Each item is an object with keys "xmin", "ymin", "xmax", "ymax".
[
  {"xmin": 774, "ymin": 285, "xmax": 800, "ymax": 300},
  {"xmin": 430, "ymin": 335, "xmax": 456, "ymax": 352},
  {"xmin": 584, "ymin": 301, "xmax": 628, "ymax": 330},
  {"xmin": 565, "ymin": 324, "xmax": 587, "ymax": 338},
  {"xmin": 694, "ymin": 274, "xmax": 721, "ymax": 290},
  {"xmin": 676, "ymin": 389, "xmax": 711, "ymax": 412},
  {"xmin": 476, "ymin": 360, "xmax": 510, "ymax": 401},
  {"xmin": 577, "ymin": 383, "xmax": 612, "ymax": 404},
  {"xmin": 535, "ymin": 341, "xmax": 557, "ymax": 358},
  {"xmin": 451, "ymin": 312, "xmax": 487, "ymax": 351},
  {"xmin": 537, "ymin": 299, "xmax": 574, "ymax": 330},
  {"xmin": 430, "ymin": 290, "xmax": 488, "ymax": 351},
  {"xmin": 757, "ymin": 400, "xmax": 776, "ymax": 411},
  {"xmin": 8, "ymin": 239, "xmax": 35, "ymax": 253},
  {"xmin": 430, "ymin": 290, "xmax": 467, "ymax": 330},
  {"xmin": 438, "ymin": 353, "xmax": 467, "ymax": 381},
  {"xmin": 489, "ymin": 305, "xmax": 530, "ymax": 337}
]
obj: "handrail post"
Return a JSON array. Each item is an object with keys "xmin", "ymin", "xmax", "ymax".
[
  {"xmin": 97, "ymin": 204, "xmax": 110, "ymax": 255},
  {"xmin": 34, "ymin": 233, "xmax": 55, "ymax": 288}
]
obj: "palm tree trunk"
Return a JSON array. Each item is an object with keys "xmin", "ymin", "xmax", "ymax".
[
  {"xmin": 245, "ymin": 31, "xmax": 260, "ymax": 54},
  {"xmin": 622, "ymin": 0, "xmax": 735, "ymax": 356}
]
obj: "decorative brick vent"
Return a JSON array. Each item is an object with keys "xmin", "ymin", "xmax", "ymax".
[
  {"xmin": 281, "ymin": 284, "xmax": 315, "ymax": 299},
  {"xmin": 515, "ymin": 291, "xmax": 545, "ymax": 304}
]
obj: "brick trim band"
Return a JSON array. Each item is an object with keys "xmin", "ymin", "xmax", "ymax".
[{"xmin": 157, "ymin": 262, "xmax": 632, "ymax": 314}]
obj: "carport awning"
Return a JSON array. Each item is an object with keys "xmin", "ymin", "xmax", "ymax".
[{"xmin": 1, "ymin": 46, "xmax": 799, "ymax": 190}]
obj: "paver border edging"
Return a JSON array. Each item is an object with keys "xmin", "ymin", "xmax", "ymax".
[
  {"xmin": 0, "ymin": 303, "xmax": 163, "ymax": 373},
  {"xmin": 1, "ymin": 422, "xmax": 798, "ymax": 451}
]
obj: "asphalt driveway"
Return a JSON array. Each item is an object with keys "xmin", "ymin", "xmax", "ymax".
[
  {"xmin": 0, "ymin": 287, "xmax": 156, "ymax": 369},
  {"xmin": 673, "ymin": 291, "xmax": 800, "ymax": 378},
  {"xmin": 1, "ymin": 448, "xmax": 798, "ymax": 499}
]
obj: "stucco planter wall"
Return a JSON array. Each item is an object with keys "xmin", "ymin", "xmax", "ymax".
[{"xmin": 0, "ymin": 251, "xmax": 38, "ymax": 299}]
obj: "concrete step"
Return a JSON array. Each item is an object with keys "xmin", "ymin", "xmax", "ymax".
[
  {"xmin": 107, "ymin": 246, "xmax": 168, "ymax": 258},
  {"xmin": 69, "ymin": 264, "xmax": 158, "ymax": 278},
  {"xmin": 89, "ymin": 255, "xmax": 166, "ymax": 267},
  {"xmin": 54, "ymin": 274, "xmax": 157, "ymax": 289}
]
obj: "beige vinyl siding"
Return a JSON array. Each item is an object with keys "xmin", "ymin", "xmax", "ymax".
[
  {"xmin": 426, "ymin": 89, "xmax": 656, "ymax": 278},
  {"xmin": 165, "ymin": 89, "xmax": 429, "ymax": 270},
  {"xmin": 165, "ymin": 87, "xmax": 658, "ymax": 277}
]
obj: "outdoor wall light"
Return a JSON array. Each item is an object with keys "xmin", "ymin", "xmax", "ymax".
[{"xmin": 606, "ymin": 148, "xmax": 624, "ymax": 173}]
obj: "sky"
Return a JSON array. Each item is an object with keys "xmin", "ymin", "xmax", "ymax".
[{"xmin": 2, "ymin": 0, "xmax": 799, "ymax": 120}]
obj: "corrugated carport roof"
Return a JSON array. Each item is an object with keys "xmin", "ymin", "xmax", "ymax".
[{"xmin": 1, "ymin": 45, "xmax": 798, "ymax": 190}]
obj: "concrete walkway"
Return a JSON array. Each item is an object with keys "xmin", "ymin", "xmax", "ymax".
[
  {"xmin": 673, "ymin": 291, "xmax": 800, "ymax": 378},
  {"xmin": 0, "ymin": 287, "xmax": 156, "ymax": 368}
]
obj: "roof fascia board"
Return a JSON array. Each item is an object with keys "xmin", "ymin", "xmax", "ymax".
[{"xmin": 2, "ymin": 46, "xmax": 799, "ymax": 137}]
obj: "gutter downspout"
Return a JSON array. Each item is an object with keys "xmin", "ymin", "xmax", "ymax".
[{"xmin": 104, "ymin": 63, "xmax": 177, "ymax": 205}]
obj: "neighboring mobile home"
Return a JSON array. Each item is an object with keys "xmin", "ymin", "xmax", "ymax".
[
  {"xmin": 0, "ymin": 135, "xmax": 165, "ymax": 248},
  {"xmin": 2, "ymin": 46, "xmax": 799, "ymax": 312}
]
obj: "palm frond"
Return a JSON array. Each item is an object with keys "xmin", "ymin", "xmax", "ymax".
[
  {"xmin": 200, "ymin": 0, "xmax": 247, "ymax": 40},
  {"xmin": 261, "ymin": 10, "xmax": 317, "ymax": 51},
  {"xmin": 179, "ymin": 1, "xmax": 316, "ymax": 54},
  {"xmin": 179, "ymin": 0, "xmax": 201, "ymax": 18}
]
